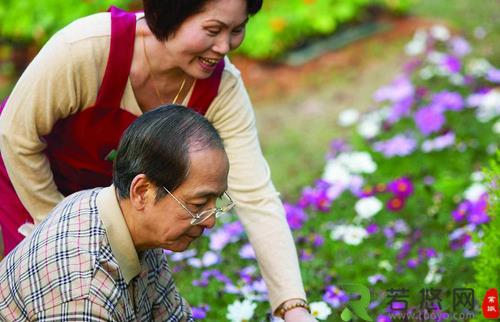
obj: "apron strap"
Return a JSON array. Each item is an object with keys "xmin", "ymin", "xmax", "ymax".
[
  {"xmin": 94, "ymin": 6, "xmax": 136, "ymax": 108},
  {"xmin": 188, "ymin": 60, "xmax": 225, "ymax": 115}
]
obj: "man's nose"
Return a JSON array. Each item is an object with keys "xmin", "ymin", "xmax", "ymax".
[{"xmin": 201, "ymin": 214, "xmax": 216, "ymax": 229}]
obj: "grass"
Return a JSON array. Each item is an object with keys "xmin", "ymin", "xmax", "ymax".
[{"xmin": 252, "ymin": 0, "xmax": 500, "ymax": 201}]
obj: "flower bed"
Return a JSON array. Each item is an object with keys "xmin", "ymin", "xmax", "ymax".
[{"xmin": 170, "ymin": 25, "xmax": 499, "ymax": 321}]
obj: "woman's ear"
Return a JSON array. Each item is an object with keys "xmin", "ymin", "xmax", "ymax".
[{"xmin": 129, "ymin": 174, "xmax": 153, "ymax": 211}]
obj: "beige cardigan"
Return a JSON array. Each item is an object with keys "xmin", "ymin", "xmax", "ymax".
[{"xmin": 0, "ymin": 12, "xmax": 305, "ymax": 311}]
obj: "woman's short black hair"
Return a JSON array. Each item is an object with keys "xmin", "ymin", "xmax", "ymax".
[
  {"xmin": 143, "ymin": 0, "xmax": 263, "ymax": 41},
  {"xmin": 113, "ymin": 104, "xmax": 224, "ymax": 200}
]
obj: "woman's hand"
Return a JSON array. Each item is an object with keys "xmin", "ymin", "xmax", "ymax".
[{"xmin": 284, "ymin": 307, "xmax": 318, "ymax": 322}]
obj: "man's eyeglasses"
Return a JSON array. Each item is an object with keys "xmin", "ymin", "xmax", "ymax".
[{"xmin": 163, "ymin": 187, "xmax": 235, "ymax": 225}]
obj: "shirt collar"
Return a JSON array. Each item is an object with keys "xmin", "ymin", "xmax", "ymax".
[{"xmin": 97, "ymin": 185, "xmax": 141, "ymax": 283}]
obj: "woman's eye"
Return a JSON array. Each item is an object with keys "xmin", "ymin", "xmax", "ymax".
[
  {"xmin": 232, "ymin": 27, "xmax": 244, "ymax": 35},
  {"xmin": 206, "ymin": 29, "xmax": 220, "ymax": 36}
]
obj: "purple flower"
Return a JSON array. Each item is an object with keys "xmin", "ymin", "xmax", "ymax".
[
  {"xmin": 388, "ymin": 177, "xmax": 414, "ymax": 199},
  {"xmin": 239, "ymin": 243, "xmax": 256, "ymax": 259},
  {"xmin": 366, "ymin": 223, "xmax": 379, "ymax": 235},
  {"xmin": 403, "ymin": 59, "xmax": 422, "ymax": 75},
  {"xmin": 299, "ymin": 249, "xmax": 314, "ymax": 261},
  {"xmin": 323, "ymin": 285, "xmax": 349, "ymax": 308},
  {"xmin": 394, "ymin": 220, "xmax": 410, "ymax": 234},
  {"xmin": 449, "ymin": 36, "xmax": 470, "ymax": 57},
  {"xmin": 452, "ymin": 200, "xmax": 471, "ymax": 222},
  {"xmin": 432, "ymin": 91, "xmax": 464, "ymax": 111},
  {"xmin": 209, "ymin": 230, "xmax": 232, "ymax": 251},
  {"xmin": 414, "ymin": 105, "xmax": 445, "ymax": 136},
  {"xmin": 422, "ymin": 131, "xmax": 456, "ymax": 152},
  {"xmin": 376, "ymin": 314, "xmax": 392, "ymax": 322},
  {"xmin": 387, "ymin": 197, "xmax": 406, "ymax": 212},
  {"xmin": 374, "ymin": 76, "xmax": 415, "ymax": 103},
  {"xmin": 373, "ymin": 135, "xmax": 417, "ymax": 157},
  {"xmin": 383, "ymin": 227, "xmax": 396, "ymax": 240},
  {"xmin": 441, "ymin": 55, "xmax": 461, "ymax": 74},
  {"xmin": 298, "ymin": 180, "xmax": 334, "ymax": 211},
  {"xmin": 224, "ymin": 221, "xmax": 244, "ymax": 236},
  {"xmin": 312, "ymin": 234, "xmax": 325, "ymax": 247},
  {"xmin": 192, "ymin": 305, "xmax": 210, "ymax": 319},
  {"xmin": 397, "ymin": 241, "xmax": 412, "ymax": 260},
  {"xmin": 486, "ymin": 68, "xmax": 500, "ymax": 83},
  {"xmin": 368, "ymin": 274, "xmax": 387, "ymax": 285},
  {"xmin": 450, "ymin": 233, "xmax": 471, "ymax": 250},
  {"xmin": 466, "ymin": 193, "xmax": 489, "ymax": 224},
  {"xmin": 407, "ymin": 258, "xmax": 419, "ymax": 269},
  {"xmin": 424, "ymin": 248, "xmax": 438, "ymax": 258},
  {"xmin": 327, "ymin": 139, "xmax": 350, "ymax": 159},
  {"xmin": 284, "ymin": 203, "xmax": 308, "ymax": 230},
  {"xmin": 423, "ymin": 176, "xmax": 435, "ymax": 185},
  {"xmin": 387, "ymin": 97, "xmax": 414, "ymax": 123}
]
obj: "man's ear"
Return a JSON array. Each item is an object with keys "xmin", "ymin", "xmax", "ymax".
[{"xmin": 129, "ymin": 174, "xmax": 154, "ymax": 211}]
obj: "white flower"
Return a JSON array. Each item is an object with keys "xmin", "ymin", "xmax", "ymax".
[
  {"xmin": 201, "ymin": 251, "xmax": 220, "ymax": 266},
  {"xmin": 323, "ymin": 159, "xmax": 351, "ymax": 185},
  {"xmin": 487, "ymin": 143, "xmax": 498, "ymax": 155},
  {"xmin": 355, "ymin": 197, "xmax": 383, "ymax": 219},
  {"xmin": 425, "ymin": 256, "xmax": 443, "ymax": 284},
  {"xmin": 430, "ymin": 25, "xmax": 450, "ymax": 41},
  {"xmin": 470, "ymin": 171, "xmax": 484, "ymax": 182},
  {"xmin": 449, "ymin": 74, "xmax": 465, "ymax": 86},
  {"xmin": 464, "ymin": 241, "xmax": 481, "ymax": 258},
  {"xmin": 467, "ymin": 58, "xmax": 493, "ymax": 77},
  {"xmin": 226, "ymin": 299, "xmax": 257, "ymax": 322},
  {"xmin": 338, "ymin": 152, "xmax": 377, "ymax": 174},
  {"xmin": 310, "ymin": 301, "xmax": 332, "ymax": 320},
  {"xmin": 343, "ymin": 226, "xmax": 368, "ymax": 245},
  {"xmin": 331, "ymin": 225, "xmax": 349, "ymax": 240},
  {"xmin": 338, "ymin": 109, "xmax": 360, "ymax": 127},
  {"xmin": 464, "ymin": 182, "xmax": 487, "ymax": 201},
  {"xmin": 169, "ymin": 249, "xmax": 197, "ymax": 262},
  {"xmin": 424, "ymin": 269, "xmax": 443, "ymax": 284},
  {"xmin": 427, "ymin": 51, "xmax": 446, "ymax": 65},
  {"xmin": 405, "ymin": 29, "xmax": 427, "ymax": 56},
  {"xmin": 330, "ymin": 225, "xmax": 368, "ymax": 245},
  {"xmin": 378, "ymin": 260, "xmax": 393, "ymax": 272},
  {"xmin": 419, "ymin": 66, "xmax": 436, "ymax": 80},
  {"xmin": 476, "ymin": 90, "xmax": 500, "ymax": 122},
  {"xmin": 493, "ymin": 120, "xmax": 500, "ymax": 134},
  {"xmin": 357, "ymin": 118, "xmax": 381, "ymax": 139}
]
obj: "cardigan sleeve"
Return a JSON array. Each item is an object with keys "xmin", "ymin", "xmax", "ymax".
[
  {"xmin": 205, "ymin": 61, "xmax": 307, "ymax": 312},
  {"xmin": 0, "ymin": 31, "xmax": 100, "ymax": 223}
]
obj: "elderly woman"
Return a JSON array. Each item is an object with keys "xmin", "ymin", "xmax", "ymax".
[{"xmin": 0, "ymin": 0, "xmax": 314, "ymax": 320}]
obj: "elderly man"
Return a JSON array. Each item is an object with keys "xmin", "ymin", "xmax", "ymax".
[{"xmin": 0, "ymin": 105, "xmax": 231, "ymax": 321}]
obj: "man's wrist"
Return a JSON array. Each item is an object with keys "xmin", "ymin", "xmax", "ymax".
[{"xmin": 276, "ymin": 298, "xmax": 310, "ymax": 318}]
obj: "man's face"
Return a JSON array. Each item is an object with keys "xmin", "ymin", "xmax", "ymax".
[{"xmin": 143, "ymin": 147, "xmax": 229, "ymax": 252}]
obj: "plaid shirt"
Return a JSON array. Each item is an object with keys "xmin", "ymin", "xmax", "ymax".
[{"xmin": 0, "ymin": 187, "xmax": 193, "ymax": 321}]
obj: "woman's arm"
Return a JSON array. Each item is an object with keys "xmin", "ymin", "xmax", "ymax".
[
  {"xmin": 0, "ymin": 30, "xmax": 99, "ymax": 223},
  {"xmin": 205, "ymin": 62, "xmax": 306, "ymax": 313}
]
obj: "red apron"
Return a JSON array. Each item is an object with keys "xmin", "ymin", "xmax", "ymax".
[{"xmin": 0, "ymin": 6, "xmax": 225, "ymax": 254}]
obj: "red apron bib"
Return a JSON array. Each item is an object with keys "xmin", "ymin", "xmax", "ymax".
[{"xmin": 0, "ymin": 6, "xmax": 225, "ymax": 254}]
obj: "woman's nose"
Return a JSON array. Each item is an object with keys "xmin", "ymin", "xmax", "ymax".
[{"xmin": 213, "ymin": 36, "xmax": 230, "ymax": 55}]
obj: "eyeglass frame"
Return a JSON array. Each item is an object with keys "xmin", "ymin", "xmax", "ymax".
[{"xmin": 163, "ymin": 186, "xmax": 235, "ymax": 225}]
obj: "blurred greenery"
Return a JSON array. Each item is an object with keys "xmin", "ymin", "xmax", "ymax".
[
  {"xmin": 239, "ymin": 0, "xmax": 413, "ymax": 59},
  {"xmin": 0, "ymin": 0, "xmax": 132, "ymax": 43}
]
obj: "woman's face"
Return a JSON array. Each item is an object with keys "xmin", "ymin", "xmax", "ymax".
[{"xmin": 164, "ymin": 0, "xmax": 248, "ymax": 79}]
